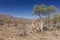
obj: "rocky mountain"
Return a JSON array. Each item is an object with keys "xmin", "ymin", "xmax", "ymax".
[{"xmin": 0, "ymin": 14, "xmax": 32, "ymax": 24}]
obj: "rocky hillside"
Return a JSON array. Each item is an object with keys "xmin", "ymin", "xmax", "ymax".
[
  {"xmin": 0, "ymin": 14, "xmax": 60, "ymax": 40},
  {"xmin": 0, "ymin": 14, "xmax": 32, "ymax": 24}
]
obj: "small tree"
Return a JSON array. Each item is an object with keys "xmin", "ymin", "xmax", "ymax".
[
  {"xmin": 33, "ymin": 4, "xmax": 46, "ymax": 32},
  {"xmin": 32, "ymin": 4, "xmax": 56, "ymax": 32}
]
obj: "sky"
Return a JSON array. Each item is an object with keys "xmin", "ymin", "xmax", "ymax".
[{"xmin": 0, "ymin": 0, "xmax": 60, "ymax": 18}]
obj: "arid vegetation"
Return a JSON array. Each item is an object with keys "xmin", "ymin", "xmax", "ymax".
[
  {"xmin": 0, "ymin": 4, "xmax": 60, "ymax": 40},
  {"xmin": 32, "ymin": 4, "xmax": 56, "ymax": 32}
]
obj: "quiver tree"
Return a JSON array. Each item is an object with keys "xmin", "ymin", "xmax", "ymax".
[
  {"xmin": 33, "ymin": 4, "xmax": 46, "ymax": 32},
  {"xmin": 32, "ymin": 4, "xmax": 56, "ymax": 32}
]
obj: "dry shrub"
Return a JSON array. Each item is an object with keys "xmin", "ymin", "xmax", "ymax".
[
  {"xmin": 0, "ymin": 38, "xmax": 4, "ymax": 40},
  {"xmin": 14, "ymin": 23, "xmax": 18, "ymax": 27},
  {"xmin": 0, "ymin": 19, "xmax": 4, "ymax": 25}
]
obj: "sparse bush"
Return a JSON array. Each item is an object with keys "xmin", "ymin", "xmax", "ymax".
[
  {"xmin": 0, "ymin": 38, "xmax": 4, "ymax": 40},
  {"xmin": 6, "ymin": 19, "xmax": 12, "ymax": 27},
  {"xmin": 43, "ymin": 27, "xmax": 48, "ymax": 31},
  {"xmin": 14, "ymin": 23, "xmax": 18, "ymax": 27},
  {"xmin": 19, "ymin": 30, "xmax": 27, "ymax": 37},
  {"xmin": 54, "ymin": 23, "xmax": 60, "ymax": 29},
  {"xmin": 0, "ymin": 19, "xmax": 4, "ymax": 25},
  {"xmin": 19, "ymin": 24, "xmax": 28, "ymax": 37},
  {"xmin": 14, "ymin": 23, "xmax": 18, "ymax": 29},
  {"xmin": 0, "ymin": 22, "xmax": 4, "ymax": 25}
]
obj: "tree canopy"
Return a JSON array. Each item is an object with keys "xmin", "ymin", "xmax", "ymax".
[{"xmin": 33, "ymin": 4, "xmax": 56, "ymax": 19}]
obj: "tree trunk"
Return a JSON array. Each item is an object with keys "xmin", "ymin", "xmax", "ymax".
[{"xmin": 39, "ymin": 16, "xmax": 44, "ymax": 32}]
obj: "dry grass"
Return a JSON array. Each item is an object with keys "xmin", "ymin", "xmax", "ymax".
[
  {"xmin": 0, "ymin": 14, "xmax": 60, "ymax": 40},
  {"xmin": 0, "ymin": 23, "xmax": 60, "ymax": 40}
]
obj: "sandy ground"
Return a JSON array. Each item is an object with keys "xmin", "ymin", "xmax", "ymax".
[{"xmin": 0, "ymin": 24, "xmax": 60, "ymax": 40}]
